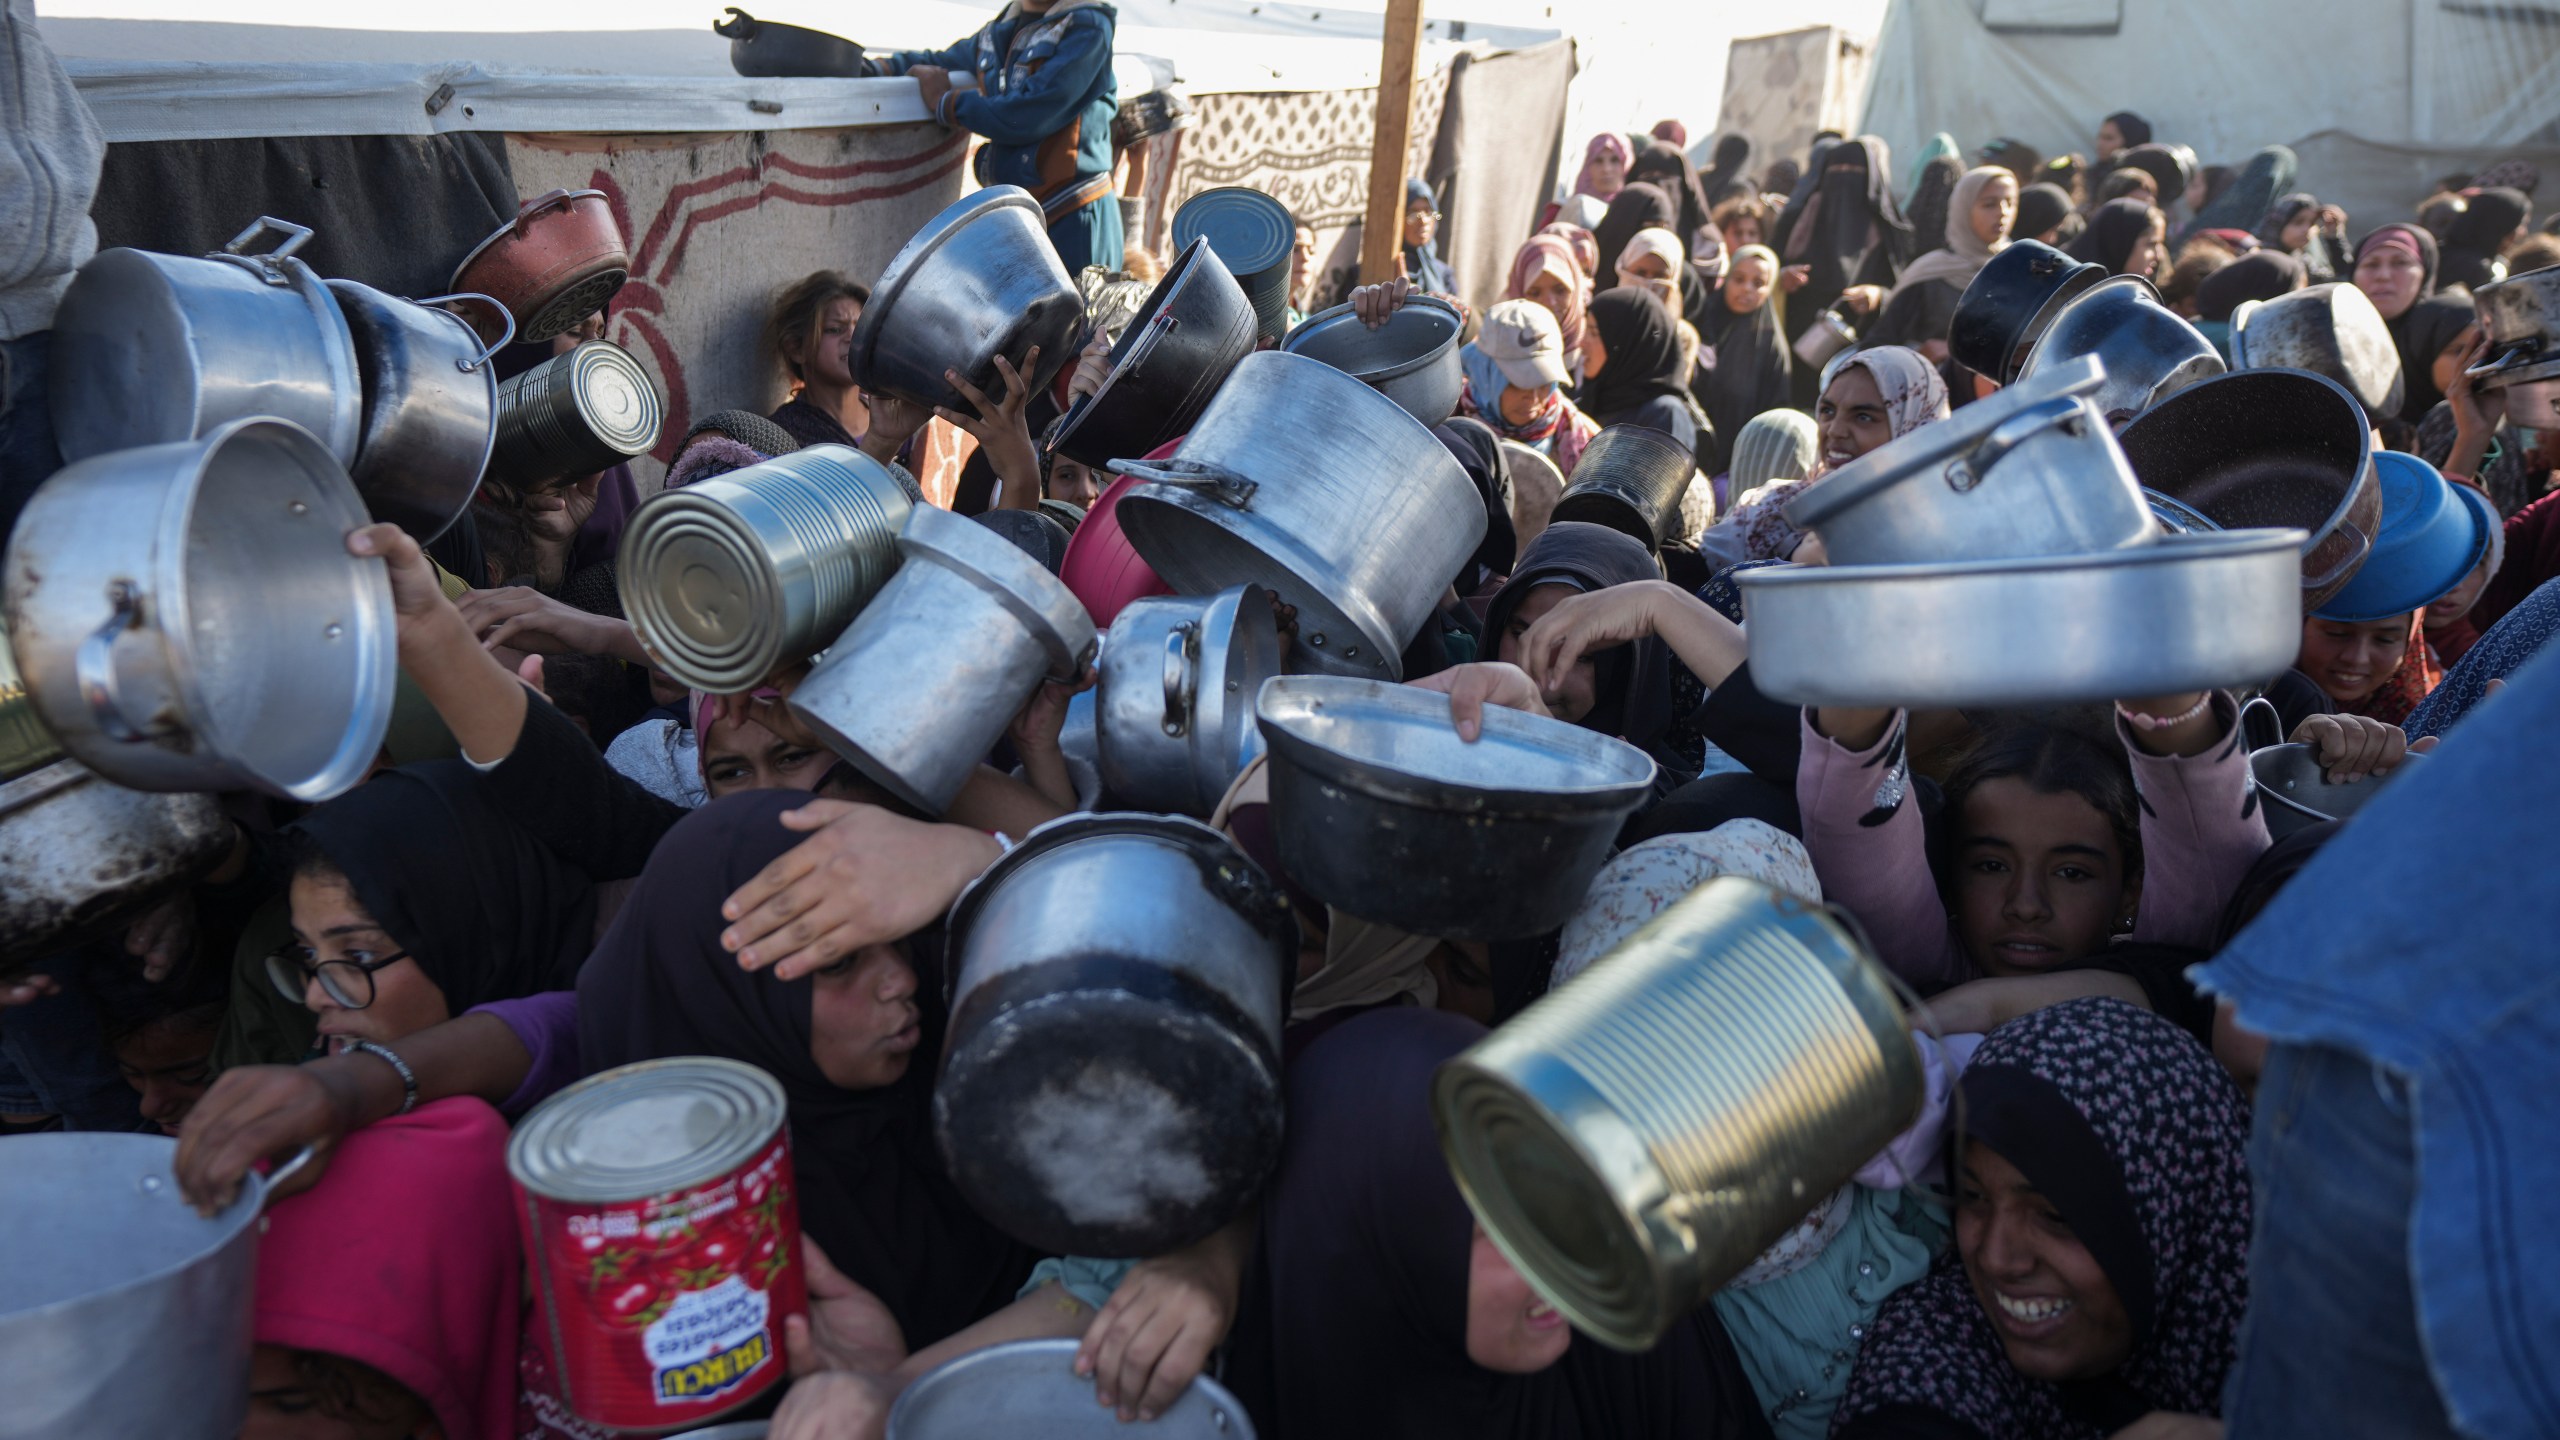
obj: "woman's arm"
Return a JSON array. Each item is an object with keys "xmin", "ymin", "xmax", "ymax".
[{"xmin": 1798, "ymin": 707, "xmax": 1972, "ymax": 989}]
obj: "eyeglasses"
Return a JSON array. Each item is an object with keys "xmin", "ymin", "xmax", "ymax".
[{"xmin": 265, "ymin": 945, "xmax": 413, "ymax": 1011}]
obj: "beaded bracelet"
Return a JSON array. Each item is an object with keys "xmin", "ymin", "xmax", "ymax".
[
  {"xmin": 348, "ymin": 1038, "xmax": 419, "ymax": 1116},
  {"xmin": 2116, "ymin": 692, "xmax": 2213, "ymax": 732}
]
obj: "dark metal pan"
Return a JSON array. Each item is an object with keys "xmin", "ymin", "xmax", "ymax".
[{"xmin": 715, "ymin": 8, "xmax": 866, "ymax": 78}]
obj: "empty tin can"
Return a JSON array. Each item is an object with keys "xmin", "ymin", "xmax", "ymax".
[
  {"xmin": 619, "ymin": 445, "xmax": 914, "ymax": 693},
  {"xmin": 510, "ymin": 1057, "xmax": 804, "ymax": 1432},
  {"xmin": 491, "ymin": 339, "xmax": 662, "ymax": 485},
  {"xmin": 1432, "ymin": 877, "xmax": 1922, "ymax": 1352}
]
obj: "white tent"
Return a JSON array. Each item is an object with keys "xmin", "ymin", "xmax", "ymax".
[{"xmin": 1859, "ymin": 0, "xmax": 2560, "ymax": 224}]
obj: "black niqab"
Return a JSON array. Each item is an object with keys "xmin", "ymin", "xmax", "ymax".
[
  {"xmin": 1629, "ymin": 140, "xmax": 1713, "ymax": 249},
  {"xmin": 1701, "ymin": 134, "xmax": 1753, "ymax": 204},
  {"xmin": 573, "ymin": 791, "xmax": 1034, "ymax": 1346},
  {"xmin": 1904, "ymin": 156, "xmax": 1965, "ymax": 258},
  {"xmin": 1594, "ymin": 181, "xmax": 1679, "ymax": 291}
]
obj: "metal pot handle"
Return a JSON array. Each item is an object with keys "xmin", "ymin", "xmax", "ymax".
[
  {"xmin": 1945, "ymin": 396, "xmax": 2083, "ymax": 493},
  {"xmin": 512, "ymin": 188, "xmax": 608, "ymax": 233},
  {"xmin": 75, "ymin": 581, "xmax": 154, "ymax": 744},
  {"xmin": 414, "ymin": 292, "xmax": 516, "ymax": 370},
  {"xmin": 1108, "ymin": 458, "xmax": 1257, "ymax": 509},
  {"xmin": 715, "ymin": 5, "xmax": 759, "ymax": 38},
  {"xmin": 2299, "ymin": 518, "xmax": 2372, "ymax": 592},
  {"xmin": 261, "ymin": 1144, "xmax": 320, "ymax": 1203},
  {"xmin": 2143, "ymin": 487, "xmax": 2223, "ymax": 536},
  {"xmin": 2240, "ymin": 695, "xmax": 2287, "ymax": 752},
  {"xmin": 223, "ymin": 215, "xmax": 313, "ymax": 261},
  {"xmin": 1162, "ymin": 621, "xmax": 1198, "ymax": 738}
]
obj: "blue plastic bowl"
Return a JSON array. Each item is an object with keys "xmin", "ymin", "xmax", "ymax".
[{"xmin": 2314, "ymin": 451, "xmax": 2492, "ymax": 621}]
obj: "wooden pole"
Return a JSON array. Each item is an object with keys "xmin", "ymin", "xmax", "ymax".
[{"xmin": 1358, "ymin": 0, "xmax": 1426, "ymax": 285}]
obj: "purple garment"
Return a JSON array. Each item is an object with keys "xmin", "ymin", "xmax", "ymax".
[
  {"xmin": 566, "ymin": 464, "xmax": 637, "ymax": 576},
  {"xmin": 468, "ymin": 990, "xmax": 580, "ymax": 1120}
]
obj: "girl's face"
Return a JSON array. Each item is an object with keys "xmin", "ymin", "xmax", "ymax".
[
  {"xmin": 1815, "ymin": 364, "xmax": 1894, "ymax": 470},
  {"xmin": 1589, "ymin": 148, "xmax": 1627, "ymax": 195},
  {"xmin": 809, "ymin": 944, "xmax": 924, "ymax": 1090},
  {"xmin": 287, "ymin": 872, "xmax": 451, "ymax": 1055},
  {"xmin": 2354, "ymin": 245, "xmax": 2427, "ymax": 320},
  {"xmin": 1496, "ymin": 383, "xmax": 1549, "ymax": 428},
  {"xmin": 115, "ymin": 1015, "xmax": 217, "ymax": 1136},
  {"xmin": 2296, "ymin": 614, "xmax": 2413, "ymax": 704},
  {"xmin": 787, "ymin": 296, "xmax": 861, "ymax": 389},
  {"xmin": 1465, "ymin": 1225, "xmax": 1570, "ymax": 1373},
  {"xmin": 1620, "ymin": 251, "xmax": 1673, "ymax": 283},
  {"xmin": 1722, "ymin": 214, "xmax": 1762, "ymax": 250},
  {"xmin": 1579, "ymin": 327, "xmax": 1609, "ymax": 379},
  {"xmin": 1950, "ymin": 778, "xmax": 2136, "ymax": 975},
  {"xmin": 703, "ymin": 708, "xmax": 835, "ymax": 799},
  {"xmin": 1971, "ymin": 175, "xmax": 2019, "ymax": 248},
  {"xmin": 1723, "ymin": 255, "xmax": 1774, "ymax": 315},
  {"xmin": 2121, "ymin": 212, "xmax": 2167, "ymax": 281},
  {"xmin": 2426, "ymin": 556, "xmax": 2493, "ymax": 630},
  {"xmin": 1956, "ymin": 1141, "xmax": 2136, "ymax": 1385},
  {"xmin": 2096, "ymin": 120, "xmax": 2125, "ymax": 161},
  {"xmin": 1046, "ymin": 454, "xmax": 1104, "ymax": 509},
  {"xmin": 1495, "ymin": 583, "xmax": 1597, "ymax": 722},
  {"xmin": 1524, "ymin": 267, "xmax": 1574, "ymax": 324},
  {"xmin": 2279, "ymin": 212, "xmax": 2316, "ymax": 252}
]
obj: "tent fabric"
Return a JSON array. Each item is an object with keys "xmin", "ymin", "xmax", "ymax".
[
  {"xmin": 1859, "ymin": 0, "xmax": 2560, "ymax": 229},
  {"xmin": 1428, "ymin": 38, "xmax": 1579, "ymax": 317}
]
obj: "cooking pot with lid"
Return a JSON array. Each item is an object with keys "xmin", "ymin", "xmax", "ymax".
[
  {"xmin": 851, "ymin": 186, "xmax": 1085, "ymax": 415},
  {"xmin": 1050, "ymin": 238, "xmax": 1257, "ymax": 470}
]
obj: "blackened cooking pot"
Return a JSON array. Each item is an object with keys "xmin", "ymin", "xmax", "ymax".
[
  {"xmin": 1548, "ymin": 424, "xmax": 1697, "ymax": 550},
  {"xmin": 1050, "ymin": 238, "xmax": 1257, "ymax": 470},
  {"xmin": 715, "ymin": 7, "xmax": 866, "ymax": 77},
  {"xmin": 1949, "ymin": 239, "xmax": 2107, "ymax": 382}
]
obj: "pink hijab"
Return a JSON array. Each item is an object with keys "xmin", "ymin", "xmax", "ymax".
[
  {"xmin": 1539, "ymin": 221, "xmax": 1601, "ymax": 279},
  {"xmin": 1573, "ymin": 132, "xmax": 1633, "ymax": 202},
  {"xmin": 1505, "ymin": 234, "xmax": 1589, "ymax": 352},
  {"xmin": 254, "ymin": 1099, "xmax": 522, "ymax": 1440}
]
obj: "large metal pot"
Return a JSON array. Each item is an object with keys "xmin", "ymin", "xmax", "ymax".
[
  {"xmin": 1949, "ymin": 238, "xmax": 2107, "ymax": 382},
  {"xmin": 1254, "ymin": 675, "xmax": 1655, "ymax": 940},
  {"xmin": 1280, "ymin": 294, "xmax": 1466, "ymax": 428},
  {"xmin": 1096, "ymin": 585, "xmax": 1281, "ymax": 817},
  {"xmin": 851, "ymin": 186, "xmax": 1084, "ymax": 415},
  {"xmin": 3, "ymin": 418, "xmax": 397, "ymax": 801},
  {"xmin": 2018, "ymin": 275, "xmax": 2224, "ymax": 427},
  {"xmin": 50, "ymin": 216, "xmax": 362, "ymax": 468},
  {"xmin": 1113, "ymin": 351, "xmax": 1485, "ymax": 680},
  {"xmin": 0, "ymin": 760, "xmax": 231, "ymax": 975},
  {"xmin": 0, "ymin": 1133, "xmax": 310, "ymax": 1440},
  {"xmin": 1735, "ymin": 528, "xmax": 2308, "ymax": 708},
  {"xmin": 620, "ymin": 445, "xmax": 914, "ymax": 693},
  {"xmin": 938, "ymin": 813, "xmax": 1293, "ymax": 1256},
  {"xmin": 489, "ymin": 339, "xmax": 663, "ymax": 486},
  {"xmin": 1547, "ymin": 424, "xmax": 1697, "ymax": 551},
  {"xmin": 888, "ymin": 1339, "xmax": 1256, "ymax": 1439},
  {"xmin": 1049, "ymin": 238, "xmax": 1258, "ymax": 469},
  {"xmin": 2117, "ymin": 367, "xmax": 2381, "ymax": 613},
  {"xmin": 788, "ymin": 505, "xmax": 1096, "ymax": 816},
  {"xmin": 714, "ymin": 6, "xmax": 865, "ymax": 76},
  {"xmin": 1435, "ymin": 876, "xmax": 1921, "ymax": 1353},
  {"xmin": 326, "ymin": 281, "xmax": 511, "ymax": 543},
  {"xmin": 1782, "ymin": 354, "xmax": 2155, "ymax": 566},
  {"xmin": 449, "ymin": 188, "xmax": 631, "ymax": 346},
  {"xmin": 2230, "ymin": 283, "xmax": 2405, "ymax": 419}
]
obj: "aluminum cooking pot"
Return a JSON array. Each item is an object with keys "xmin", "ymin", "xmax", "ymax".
[
  {"xmin": 2018, "ymin": 275, "xmax": 2224, "ymax": 427},
  {"xmin": 1050, "ymin": 238, "xmax": 1257, "ymax": 470},
  {"xmin": 1435, "ymin": 877, "xmax": 1921, "ymax": 1353},
  {"xmin": 2229, "ymin": 283, "xmax": 2405, "ymax": 419},
  {"xmin": 2240, "ymin": 698, "xmax": 2422, "ymax": 841},
  {"xmin": 50, "ymin": 215, "xmax": 361, "ymax": 467},
  {"xmin": 326, "ymin": 281, "xmax": 511, "ymax": 543},
  {"xmin": 2480, "ymin": 356, "xmax": 2560, "ymax": 431},
  {"xmin": 939, "ymin": 813, "xmax": 1293, "ymax": 1256},
  {"xmin": 1791, "ymin": 306, "xmax": 1856, "ymax": 367},
  {"xmin": 1113, "ymin": 351, "xmax": 1485, "ymax": 680},
  {"xmin": 1782, "ymin": 354, "xmax": 2155, "ymax": 566},
  {"xmin": 0, "ymin": 760, "xmax": 230, "ymax": 975},
  {"xmin": 620, "ymin": 445, "xmax": 913, "ymax": 693},
  {"xmin": 1736, "ymin": 528, "xmax": 2308, "ymax": 708},
  {"xmin": 0, "ymin": 1133, "xmax": 311, "ymax": 1440},
  {"xmin": 1548, "ymin": 424, "xmax": 1696, "ymax": 551},
  {"xmin": 2117, "ymin": 367, "xmax": 2380, "ymax": 613},
  {"xmin": 2465, "ymin": 263, "xmax": 2560, "ymax": 376},
  {"xmin": 1096, "ymin": 585, "xmax": 1281, "ymax": 816},
  {"xmin": 450, "ymin": 188, "xmax": 630, "ymax": 345},
  {"xmin": 490, "ymin": 339, "xmax": 663, "ymax": 486},
  {"xmin": 852, "ymin": 186, "xmax": 1084, "ymax": 415},
  {"xmin": 1949, "ymin": 238, "xmax": 2107, "ymax": 382},
  {"xmin": 888, "ymin": 1339, "xmax": 1256, "ymax": 1439},
  {"xmin": 1280, "ymin": 294, "xmax": 1466, "ymax": 427},
  {"xmin": 789, "ymin": 504, "xmax": 1096, "ymax": 816},
  {"xmin": 4, "ymin": 418, "xmax": 396, "ymax": 800},
  {"xmin": 714, "ymin": 6, "xmax": 865, "ymax": 76},
  {"xmin": 1254, "ymin": 675, "xmax": 1655, "ymax": 940}
]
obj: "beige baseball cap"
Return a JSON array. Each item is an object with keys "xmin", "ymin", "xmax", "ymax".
[{"xmin": 1477, "ymin": 298, "xmax": 1571, "ymax": 390}]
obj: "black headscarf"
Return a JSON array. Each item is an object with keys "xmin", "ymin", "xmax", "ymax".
[
  {"xmin": 2106, "ymin": 110, "xmax": 2154, "ymax": 149},
  {"xmin": 288, "ymin": 761, "xmax": 595, "ymax": 1013},
  {"xmin": 1228, "ymin": 1007, "xmax": 1768, "ymax": 1440},
  {"xmin": 1579, "ymin": 287, "xmax": 1691, "ymax": 421},
  {"xmin": 1629, "ymin": 141, "xmax": 1713, "ymax": 251},
  {"xmin": 2116, "ymin": 144, "xmax": 2191, "ymax": 208},
  {"xmin": 1434, "ymin": 415, "xmax": 1520, "ymax": 588},
  {"xmin": 2357, "ymin": 223, "xmax": 2474, "ymax": 422},
  {"xmin": 1694, "ymin": 256, "xmax": 1792, "ymax": 455},
  {"xmin": 2254, "ymin": 192, "xmax": 2318, "ymax": 247},
  {"xmin": 2443, "ymin": 186, "xmax": 2533, "ymax": 290},
  {"xmin": 1701, "ymin": 134, "xmax": 1753, "ymax": 205},
  {"xmin": 2184, "ymin": 146, "xmax": 2295, "ymax": 241},
  {"xmin": 1483, "ymin": 522, "xmax": 1675, "ymax": 754},
  {"xmin": 1904, "ymin": 156, "xmax": 1965, "ymax": 259},
  {"xmin": 2070, "ymin": 198, "xmax": 2162, "ymax": 276},
  {"xmin": 573, "ymin": 791, "xmax": 1034, "ymax": 1346},
  {"xmin": 1594, "ymin": 181, "xmax": 1679, "ymax": 291},
  {"xmin": 2194, "ymin": 249, "xmax": 2305, "ymax": 322},
  {"xmin": 2015, "ymin": 182, "xmax": 2075, "ymax": 243}
]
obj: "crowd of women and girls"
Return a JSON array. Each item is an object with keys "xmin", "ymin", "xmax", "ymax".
[{"xmin": 6, "ymin": 92, "xmax": 2559, "ymax": 1440}]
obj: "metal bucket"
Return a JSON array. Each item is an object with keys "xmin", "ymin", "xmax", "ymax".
[
  {"xmin": 1547, "ymin": 424, "xmax": 1697, "ymax": 551},
  {"xmin": 0, "ymin": 759, "xmax": 231, "ymax": 975},
  {"xmin": 0, "ymin": 1133, "xmax": 309, "ymax": 1440},
  {"xmin": 938, "ymin": 814, "xmax": 1293, "ymax": 1257},
  {"xmin": 888, "ymin": 1339, "xmax": 1255, "ymax": 1439},
  {"xmin": 1432, "ymin": 876, "xmax": 1923, "ymax": 1353},
  {"xmin": 490, "ymin": 339, "xmax": 663, "ymax": 485},
  {"xmin": 619, "ymin": 445, "xmax": 914, "ymax": 693},
  {"xmin": 1095, "ymin": 585, "xmax": 1281, "ymax": 817},
  {"xmin": 788, "ymin": 505, "xmax": 1096, "ymax": 816}
]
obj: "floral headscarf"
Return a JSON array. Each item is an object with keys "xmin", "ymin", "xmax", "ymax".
[
  {"xmin": 1551, "ymin": 823, "xmax": 1821, "ymax": 987},
  {"xmin": 1725, "ymin": 345, "xmax": 1949, "ymax": 561}
]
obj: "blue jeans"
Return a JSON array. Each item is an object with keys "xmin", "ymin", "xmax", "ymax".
[{"xmin": 2222, "ymin": 1043, "xmax": 2459, "ymax": 1437}]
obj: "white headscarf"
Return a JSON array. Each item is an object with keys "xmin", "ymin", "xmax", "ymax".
[{"xmin": 1886, "ymin": 164, "xmax": 2014, "ymax": 299}]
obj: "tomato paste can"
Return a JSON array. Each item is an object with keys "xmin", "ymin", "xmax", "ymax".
[{"xmin": 509, "ymin": 1056, "xmax": 805, "ymax": 1432}]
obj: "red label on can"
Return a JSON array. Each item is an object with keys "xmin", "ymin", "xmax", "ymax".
[{"xmin": 520, "ymin": 1129, "xmax": 807, "ymax": 1432}]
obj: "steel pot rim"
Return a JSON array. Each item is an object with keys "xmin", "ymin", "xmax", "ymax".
[
  {"xmin": 2117, "ymin": 365, "xmax": 2378, "ymax": 573},
  {"xmin": 1741, "ymin": 524, "xmax": 2304, "ymax": 586},
  {"xmin": 850, "ymin": 186, "xmax": 1074, "ymax": 405},
  {"xmin": 1782, "ymin": 352, "xmax": 2106, "ymax": 532},
  {"xmin": 1279, "ymin": 294, "xmax": 1465, "ymax": 386},
  {"xmin": 1254, "ymin": 674, "xmax": 1655, "ymax": 815},
  {"xmin": 0, "ymin": 1132, "xmax": 305, "ymax": 1326}
]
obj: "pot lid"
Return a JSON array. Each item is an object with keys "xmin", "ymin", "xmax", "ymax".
[{"xmin": 1782, "ymin": 352, "xmax": 2105, "ymax": 532}]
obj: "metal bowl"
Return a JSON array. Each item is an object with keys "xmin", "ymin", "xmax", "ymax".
[
  {"xmin": 851, "ymin": 186, "xmax": 1084, "ymax": 415},
  {"xmin": 887, "ymin": 1339, "xmax": 1254, "ymax": 1439},
  {"xmin": 1279, "ymin": 294, "xmax": 1466, "ymax": 428},
  {"xmin": 1254, "ymin": 675, "xmax": 1655, "ymax": 939},
  {"xmin": 1736, "ymin": 528, "xmax": 2309, "ymax": 708},
  {"xmin": 2018, "ymin": 275, "xmax": 2224, "ymax": 427}
]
